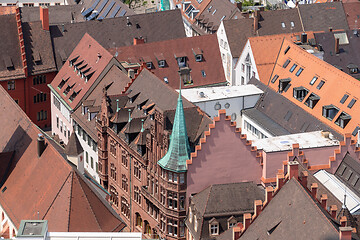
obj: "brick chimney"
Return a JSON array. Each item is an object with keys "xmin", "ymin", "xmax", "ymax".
[
  {"xmin": 254, "ymin": 200, "xmax": 262, "ymax": 217},
  {"xmin": 320, "ymin": 194, "xmax": 327, "ymax": 210},
  {"xmin": 37, "ymin": 133, "xmax": 46, "ymax": 157},
  {"xmin": 265, "ymin": 186, "xmax": 273, "ymax": 203},
  {"xmin": 287, "ymin": 160, "xmax": 299, "ymax": 180},
  {"xmin": 311, "ymin": 183, "xmax": 318, "ymax": 199},
  {"xmin": 300, "ymin": 171, "xmax": 308, "ymax": 188},
  {"xmin": 339, "ymin": 227, "xmax": 352, "ymax": 240},
  {"xmin": 40, "ymin": 7, "xmax": 49, "ymax": 31},
  {"xmin": 335, "ymin": 37, "xmax": 340, "ymax": 54},
  {"xmin": 243, "ymin": 213, "xmax": 251, "ymax": 231},
  {"xmin": 253, "ymin": 10, "xmax": 259, "ymax": 33},
  {"xmin": 233, "ymin": 223, "xmax": 242, "ymax": 240},
  {"xmin": 340, "ymin": 216, "xmax": 348, "ymax": 227},
  {"xmin": 133, "ymin": 37, "xmax": 145, "ymax": 45},
  {"xmin": 330, "ymin": 205, "xmax": 338, "ymax": 219}
]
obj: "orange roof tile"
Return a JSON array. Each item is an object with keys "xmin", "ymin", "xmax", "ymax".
[
  {"xmin": 0, "ymin": 85, "xmax": 125, "ymax": 231},
  {"xmin": 267, "ymin": 38, "xmax": 360, "ymax": 136},
  {"xmin": 50, "ymin": 33, "xmax": 113, "ymax": 110}
]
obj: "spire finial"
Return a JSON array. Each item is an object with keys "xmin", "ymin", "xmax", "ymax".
[
  {"xmin": 128, "ymin": 109, "xmax": 132, "ymax": 122},
  {"xmin": 343, "ymin": 188, "xmax": 347, "ymax": 209},
  {"xmin": 141, "ymin": 119, "xmax": 144, "ymax": 132},
  {"xmin": 116, "ymin": 99, "xmax": 119, "ymax": 112}
]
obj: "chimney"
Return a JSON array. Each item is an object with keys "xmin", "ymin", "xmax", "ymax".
[
  {"xmin": 287, "ymin": 160, "xmax": 299, "ymax": 180},
  {"xmin": 330, "ymin": 205, "xmax": 338, "ymax": 219},
  {"xmin": 128, "ymin": 69, "xmax": 135, "ymax": 79},
  {"xmin": 243, "ymin": 213, "xmax": 251, "ymax": 231},
  {"xmin": 133, "ymin": 37, "xmax": 145, "ymax": 45},
  {"xmin": 329, "ymin": 27, "xmax": 333, "ymax": 32},
  {"xmin": 300, "ymin": 171, "xmax": 308, "ymax": 188},
  {"xmin": 40, "ymin": 7, "xmax": 49, "ymax": 31},
  {"xmin": 265, "ymin": 186, "xmax": 273, "ymax": 203},
  {"xmin": 37, "ymin": 133, "xmax": 46, "ymax": 157},
  {"xmin": 320, "ymin": 194, "xmax": 328, "ymax": 210},
  {"xmin": 233, "ymin": 223, "xmax": 242, "ymax": 240},
  {"xmin": 276, "ymin": 173, "xmax": 285, "ymax": 190},
  {"xmin": 340, "ymin": 216, "xmax": 348, "ymax": 227},
  {"xmin": 254, "ymin": 200, "xmax": 262, "ymax": 217},
  {"xmin": 311, "ymin": 183, "xmax": 318, "ymax": 199},
  {"xmin": 339, "ymin": 227, "xmax": 352, "ymax": 240},
  {"xmin": 253, "ymin": 10, "xmax": 259, "ymax": 33},
  {"xmin": 335, "ymin": 38, "xmax": 340, "ymax": 54},
  {"xmin": 301, "ymin": 32, "xmax": 307, "ymax": 44}
]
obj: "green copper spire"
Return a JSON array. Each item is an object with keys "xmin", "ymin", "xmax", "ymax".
[{"xmin": 157, "ymin": 89, "xmax": 191, "ymax": 173}]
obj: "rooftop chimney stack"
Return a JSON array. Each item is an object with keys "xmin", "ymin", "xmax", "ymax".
[
  {"xmin": 243, "ymin": 213, "xmax": 252, "ymax": 231},
  {"xmin": 311, "ymin": 183, "xmax": 318, "ymax": 199},
  {"xmin": 128, "ymin": 69, "xmax": 135, "ymax": 79},
  {"xmin": 253, "ymin": 10, "xmax": 259, "ymax": 33},
  {"xmin": 232, "ymin": 223, "xmax": 242, "ymax": 240},
  {"xmin": 37, "ymin": 133, "xmax": 46, "ymax": 157},
  {"xmin": 335, "ymin": 37, "xmax": 340, "ymax": 54},
  {"xmin": 320, "ymin": 194, "xmax": 328, "ymax": 210},
  {"xmin": 339, "ymin": 227, "xmax": 352, "ymax": 240},
  {"xmin": 133, "ymin": 37, "xmax": 145, "ymax": 45},
  {"xmin": 301, "ymin": 32, "xmax": 307, "ymax": 44},
  {"xmin": 288, "ymin": 160, "xmax": 299, "ymax": 180},
  {"xmin": 300, "ymin": 171, "xmax": 308, "ymax": 188},
  {"xmin": 330, "ymin": 205, "xmax": 338, "ymax": 219},
  {"xmin": 40, "ymin": 7, "xmax": 49, "ymax": 31}
]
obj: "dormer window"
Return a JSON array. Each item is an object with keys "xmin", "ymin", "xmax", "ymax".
[
  {"xmin": 304, "ymin": 93, "xmax": 320, "ymax": 109},
  {"xmin": 209, "ymin": 218, "xmax": 219, "ymax": 236},
  {"xmin": 58, "ymin": 77, "xmax": 68, "ymax": 89},
  {"xmin": 347, "ymin": 64, "xmax": 358, "ymax": 74},
  {"xmin": 158, "ymin": 60, "xmax": 166, "ymax": 68},
  {"xmin": 177, "ymin": 57, "xmax": 187, "ymax": 68},
  {"xmin": 293, "ymin": 86, "xmax": 309, "ymax": 102},
  {"xmin": 278, "ymin": 78, "xmax": 291, "ymax": 93},
  {"xmin": 227, "ymin": 216, "xmax": 237, "ymax": 229},
  {"xmin": 82, "ymin": 106, "xmax": 88, "ymax": 115},
  {"xmin": 335, "ymin": 112, "xmax": 351, "ymax": 129},
  {"xmin": 195, "ymin": 54, "xmax": 203, "ymax": 62},
  {"xmin": 146, "ymin": 62, "xmax": 152, "ymax": 69},
  {"xmin": 322, "ymin": 105, "xmax": 339, "ymax": 121}
]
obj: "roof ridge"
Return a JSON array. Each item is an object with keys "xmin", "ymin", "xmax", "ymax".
[
  {"xmin": 67, "ymin": 171, "xmax": 73, "ymax": 232},
  {"xmin": 73, "ymin": 172, "xmax": 102, "ymax": 231}
]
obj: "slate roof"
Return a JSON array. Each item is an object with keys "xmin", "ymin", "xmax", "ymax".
[
  {"xmin": 245, "ymin": 77, "xmax": 343, "ymax": 140},
  {"xmin": 0, "ymin": 85, "xmax": 125, "ymax": 232},
  {"xmin": 186, "ymin": 182, "xmax": 264, "ymax": 240},
  {"xmin": 80, "ymin": 0, "xmax": 134, "ymax": 21},
  {"xmin": 298, "ymin": 2, "xmax": 349, "ymax": 32},
  {"xmin": 110, "ymin": 34, "xmax": 227, "ymax": 89},
  {"xmin": 239, "ymin": 178, "xmax": 340, "ymax": 239},
  {"xmin": 22, "ymin": 21, "xmax": 57, "ymax": 75},
  {"xmin": 343, "ymin": 2, "xmax": 360, "ymax": 30},
  {"xmin": 335, "ymin": 153, "xmax": 360, "ymax": 198},
  {"xmin": 267, "ymin": 38, "xmax": 360, "ymax": 137},
  {"xmin": 50, "ymin": 9, "xmax": 186, "ymax": 69},
  {"xmin": 314, "ymin": 30, "xmax": 360, "ymax": 79},
  {"xmin": 0, "ymin": 14, "xmax": 25, "ymax": 81},
  {"xmin": 49, "ymin": 33, "xmax": 114, "ymax": 110}
]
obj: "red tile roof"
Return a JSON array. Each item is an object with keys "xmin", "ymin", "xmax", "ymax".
[
  {"xmin": 267, "ymin": 38, "xmax": 360, "ymax": 136},
  {"xmin": 109, "ymin": 34, "xmax": 226, "ymax": 89},
  {"xmin": 50, "ymin": 33, "xmax": 113, "ymax": 110},
  {"xmin": 343, "ymin": 2, "xmax": 360, "ymax": 29},
  {"xmin": 0, "ymin": 85, "xmax": 125, "ymax": 232}
]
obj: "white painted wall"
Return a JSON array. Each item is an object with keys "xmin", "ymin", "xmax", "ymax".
[
  {"xmin": 1, "ymin": 1, "xmax": 67, "ymax": 6},
  {"xmin": 51, "ymin": 91, "xmax": 73, "ymax": 145},
  {"xmin": 241, "ymin": 114, "xmax": 274, "ymax": 141},
  {"xmin": 234, "ymin": 40, "xmax": 259, "ymax": 85},
  {"xmin": 217, "ymin": 22, "xmax": 234, "ymax": 85},
  {"xmin": 0, "ymin": 203, "xmax": 18, "ymax": 239}
]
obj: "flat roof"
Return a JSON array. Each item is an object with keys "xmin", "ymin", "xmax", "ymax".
[
  {"xmin": 178, "ymin": 84, "xmax": 263, "ymax": 103},
  {"xmin": 252, "ymin": 131, "xmax": 339, "ymax": 152}
]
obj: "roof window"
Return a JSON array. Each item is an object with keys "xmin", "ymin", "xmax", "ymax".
[
  {"xmin": 304, "ymin": 93, "xmax": 320, "ymax": 109},
  {"xmin": 316, "ymin": 80, "xmax": 325, "ymax": 90},
  {"xmin": 309, "ymin": 76, "xmax": 318, "ymax": 85},
  {"xmin": 322, "ymin": 105, "xmax": 339, "ymax": 121},
  {"xmin": 201, "ymin": 70, "xmax": 206, "ymax": 77},
  {"xmin": 58, "ymin": 77, "xmax": 69, "ymax": 89},
  {"xmin": 281, "ymin": 22, "xmax": 285, "ymax": 28},
  {"xmin": 176, "ymin": 56, "xmax": 187, "ymax": 68},
  {"xmin": 69, "ymin": 89, "xmax": 81, "ymax": 102},
  {"xmin": 352, "ymin": 126, "xmax": 359, "ymax": 136},
  {"xmin": 340, "ymin": 94, "xmax": 349, "ymax": 104},
  {"xmin": 335, "ymin": 111, "xmax": 351, "ymax": 129},
  {"xmin": 278, "ymin": 78, "xmax": 291, "ymax": 93},
  {"xmin": 146, "ymin": 62, "xmax": 152, "ymax": 69},
  {"xmin": 284, "ymin": 46, "xmax": 290, "ymax": 54},
  {"xmin": 290, "ymin": 21, "xmax": 295, "ymax": 28},
  {"xmin": 289, "ymin": 63, "xmax": 297, "ymax": 73},
  {"xmin": 158, "ymin": 60, "xmax": 166, "ymax": 68},
  {"xmin": 295, "ymin": 67, "xmax": 303, "ymax": 76},
  {"xmin": 271, "ymin": 74, "xmax": 279, "ymax": 83},
  {"xmin": 348, "ymin": 98, "xmax": 357, "ymax": 109},
  {"xmin": 283, "ymin": 59, "xmax": 290, "ymax": 68},
  {"xmin": 293, "ymin": 86, "xmax": 309, "ymax": 102}
]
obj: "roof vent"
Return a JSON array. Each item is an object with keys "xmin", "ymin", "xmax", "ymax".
[
  {"xmin": 354, "ymin": 30, "xmax": 359, "ymax": 37},
  {"xmin": 37, "ymin": 133, "xmax": 46, "ymax": 157},
  {"xmin": 126, "ymin": 16, "xmax": 131, "ymax": 26},
  {"xmin": 199, "ymin": 91, "xmax": 205, "ymax": 98},
  {"xmin": 164, "ymin": 77, "xmax": 168, "ymax": 84}
]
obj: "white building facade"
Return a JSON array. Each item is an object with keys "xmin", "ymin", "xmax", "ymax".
[
  {"xmin": 234, "ymin": 40, "xmax": 260, "ymax": 85},
  {"xmin": 1, "ymin": 0, "xmax": 67, "ymax": 7}
]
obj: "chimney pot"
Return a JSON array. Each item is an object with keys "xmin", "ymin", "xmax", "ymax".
[
  {"xmin": 288, "ymin": 160, "xmax": 299, "ymax": 180},
  {"xmin": 335, "ymin": 38, "xmax": 340, "ymax": 54},
  {"xmin": 37, "ymin": 133, "xmax": 46, "ymax": 157},
  {"xmin": 330, "ymin": 205, "xmax": 338, "ymax": 219},
  {"xmin": 39, "ymin": 7, "xmax": 49, "ymax": 31},
  {"xmin": 339, "ymin": 226, "xmax": 352, "ymax": 240},
  {"xmin": 311, "ymin": 183, "xmax": 318, "ymax": 199},
  {"xmin": 320, "ymin": 194, "xmax": 328, "ymax": 210}
]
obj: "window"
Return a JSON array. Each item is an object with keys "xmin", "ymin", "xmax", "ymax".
[
  {"xmin": 134, "ymin": 161, "xmax": 141, "ymax": 180},
  {"xmin": 33, "ymin": 75, "xmax": 46, "ymax": 85},
  {"xmin": 295, "ymin": 67, "xmax": 303, "ymax": 76},
  {"xmin": 122, "ymin": 174, "xmax": 128, "ymax": 192},
  {"xmin": 7, "ymin": 80, "xmax": 15, "ymax": 90},
  {"xmin": 37, "ymin": 110, "xmax": 47, "ymax": 121},
  {"xmin": 352, "ymin": 126, "xmax": 359, "ymax": 136},
  {"xmin": 185, "ymin": 5, "xmax": 195, "ymax": 17},
  {"xmin": 110, "ymin": 163, "xmax": 117, "ymax": 181},
  {"xmin": 210, "ymin": 223, "xmax": 219, "ymax": 235},
  {"xmin": 242, "ymin": 64, "xmax": 245, "ymax": 72},
  {"xmin": 177, "ymin": 57, "xmax": 187, "ymax": 67},
  {"xmin": 293, "ymin": 87, "xmax": 309, "ymax": 102},
  {"xmin": 146, "ymin": 62, "xmax": 152, "ymax": 69},
  {"xmin": 56, "ymin": 116, "xmax": 59, "ymax": 128},
  {"xmin": 281, "ymin": 22, "xmax": 285, "ymax": 28},
  {"xmin": 134, "ymin": 186, "xmax": 141, "ymax": 204},
  {"xmin": 316, "ymin": 80, "xmax": 325, "ymax": 90},
  {"xmin": 335, "ymin": 112, "xmax": 351, "ymax": 129},
  {"xmin": 86, "ymin": 151, "xmax": 88, "ymax": 163},
  {"xmin": 289, "ymin": 64, "xmax": 297, "ymax": 73},
  {"xmin": 180, "ymin": 174, "xmax": 184, "ymax": 184},
  {"xmin": 322, "ymin": 105, "xmax": 339, "ymax": 121},
  {"xmin": 271, "ymin": 74, "xmax": 279, "ymax": 83},
  {"xmin": 348, "ymin": 98, "xmax": 357, "ymax": 109},
  {"xmin": 340, "ymin": 94, "xmax": 349, "ymax": 104},
  {"xmin": 310, "ymin": 76, "xmax": 318, "ymax": 85},
  {"xmin": 284, "ymin": 46, "xmax": 290, "ymax": 54},
  {"xmin": 201, "ymin": 70, "xmax": 206, "ymax": 77},
  {"xmin": 121, "ymin": 150, "xmax": 128, "ymax": 167},
  {"xmin": 90, "ymin": 157, "xmax": 94, "ymax": 169},
  {"xmin": 283, "ymin": 59, "xmax": 290, "ymax": 68},
  {"xmin": 278, "ymin": 78, "xmax": 291, "ymax": 93},
  {"xmin": 121, "ymin": 197, "xmax": 130, "ymax": 219},
  {"xmin": 304, "ymin": 93, "xmax": 320, "ymax": 109},
  {"xmin": 109, "ymin": 186, "xmax": 119, "ymax": 207},
  {"xmin": 64, "ymin": 125, "xmax": 67, "ymax": 137},
  {"xmin": 158, "ymin": 60, "xmax": 166, "ymax": 68},
  {"xmin": 290, "ymin": 21, "xmax": 295, "ymax": 28},
  {"xmin": 53, "ymin": 95, "xmax": 61, "ymax": 110},
  {"xmin": 195, "ymin": 54, "xmax": 203, "ymax": 62}
]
